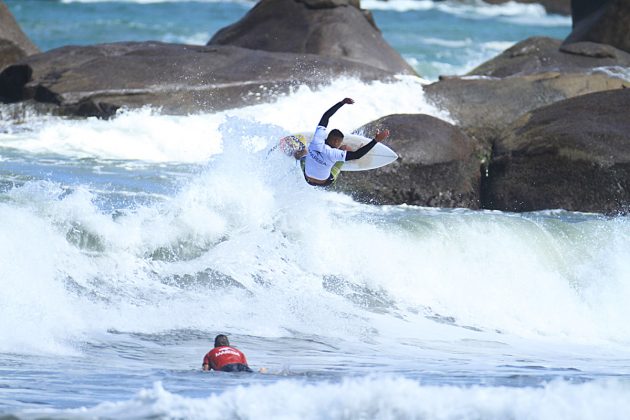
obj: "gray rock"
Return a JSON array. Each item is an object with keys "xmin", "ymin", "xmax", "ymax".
[
  {"xmin": 0, "ymin": 42, "xmax": 395, "ymax": 118},
  {"xmin": 0, "ymin": 0, "xmax": 39, "ymax": 70},
  {"xmin": 334, "ymin": 114, "xmax": 481, "ymax": 208},
  {"xmin": 208, "ymin": 0, "xmax": 416, "ymax": 76},
  {"xmin": 424, "ymin": 71, "xmax": 630, "ymax": 151},
  {"xmin": 564, "ymin": 0, "xmax": 630, "ymax": 54},
  {"xmin": 467, "ymin": 37, "xmax": 630, "ymax": 78},
  {"xmin": 482, "ymin": 88, "xmax": 630, "ymax": 213},
  {"xmin": 559, "ymin": 41, "xmax": 628, "ymax": 59}
]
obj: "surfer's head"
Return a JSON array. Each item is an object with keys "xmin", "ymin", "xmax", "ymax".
[
  {"xmin": 326, "ymin": 129, "xmax": 344, "ymax": 149},
  {"xmin": 214, "ymin": 334, "xmax": 230, "ymax": 347}
]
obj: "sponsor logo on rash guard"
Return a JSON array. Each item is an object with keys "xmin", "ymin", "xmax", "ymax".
[
  {"xmin": 214, "ymin": 348, "xmax": 241, "ymax": 357},
  {"xmin": 309, "ymin": 149, "xmax": 326, "ymax": 166}
]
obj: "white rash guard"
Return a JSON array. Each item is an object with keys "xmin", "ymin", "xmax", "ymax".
[{"xmin": 304, "ymin": 125, "xmax": 346, "ymax": 181}]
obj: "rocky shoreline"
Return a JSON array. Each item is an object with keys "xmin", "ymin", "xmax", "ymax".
[{"xmin": 1, "ymin": 0, "xmax": 629, "ymax": 214}]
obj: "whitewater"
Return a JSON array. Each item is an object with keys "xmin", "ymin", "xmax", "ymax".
[{"xmin": 2, "ymin": 0, "xmax": 630, "ymax": 419}]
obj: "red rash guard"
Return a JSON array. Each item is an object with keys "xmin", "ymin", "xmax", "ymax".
[{"xmin": 203, "ymin": 346, "xmax": 248, "ymax": 371}]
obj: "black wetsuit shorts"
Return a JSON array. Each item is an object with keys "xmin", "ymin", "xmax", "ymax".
[{"xmin": 220, "ymin": 363, "xmax": 253, "ymax": 373}]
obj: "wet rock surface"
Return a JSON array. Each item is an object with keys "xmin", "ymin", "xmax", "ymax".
[{"xmin": 335, "ymin": 114, "xmax": 481, "ymax": 208}]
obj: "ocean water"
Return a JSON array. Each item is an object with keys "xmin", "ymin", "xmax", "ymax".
[{"xmin": 3, "ymin": 1, "xmax": 630, "ymax": 419}]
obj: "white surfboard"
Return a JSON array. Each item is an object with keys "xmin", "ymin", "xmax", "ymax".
[{"xmin": 279, "ymin": 132, "xmax": 398, "ymax": 171}]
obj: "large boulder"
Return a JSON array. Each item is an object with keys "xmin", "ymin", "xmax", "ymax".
[
  {"xmin": 564, "ymin": 0, "xmax": 630, "ymax": 54},
  {"xmin": 434, "ymin": 36, "xmax": 629, "ymax": 151},
  {"xmin": 0, "ymin": 42, "xmax": 395, "ymax": 118},
  {"xmin": 0, "ymin": 0, "xmax": 39, "ymax": 70},
  {"xmin": 467, "ymin": 37, "xmax": 630, "ymax": 78},
  {"xmin": 482, "ymin": 88, "xmax": 630, "ymax": 214},
  {"xmin": 208, "ymin": 0, "xmax": 416, "ymax": 76},
  {"xmin": 334, "ymin": 114, "xmax": 481, "ymax": 208},
  {"xmin": 424, "ymin": 71, "xmax": 629, "ymax": 150}
]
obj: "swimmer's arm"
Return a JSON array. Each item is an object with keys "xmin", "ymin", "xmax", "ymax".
[{"xmin": 202, "ymin": 353, "xmax": 211, "ymax": 371}]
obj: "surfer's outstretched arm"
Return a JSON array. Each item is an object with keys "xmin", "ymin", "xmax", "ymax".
[
  {"xmin": 318, "ymin": 98, "xmax": 354, "ymax": 127},
  {"xmin": 345, "ymin": 129, "xmax": 390, "ymax": 161}
]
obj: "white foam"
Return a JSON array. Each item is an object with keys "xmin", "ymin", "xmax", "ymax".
[
  {"xmin": 420, "ymin": 37, "xmax": 474, "ymax": 48},
  {"xmin": 363, "ymin": 0, "xmax": 434, "ymax": 12},
  {"xmin": 482, "ymin": 40, "xmax": 516, "ymax": 51},
  {"xmin": 0, "ymin": 77, "xmax": 446, "ymax": 162},
  {"xmin": 161, "ymin": 31, "xmax": 213, "ymax": 45},
  {"xmin": 592, "ymin": 66, "xmax": 630, "ymax": 83},
  {"xmin": 363, "ymin": 0, "xmax": 571, "ymax": 27},
  {"xmin": 0, "ymin": 163, "xmax": 389, "ymax": 354},
  {"xmin": 502, "ymin": 12, "xmax": 571, "ymax": 27},
  {"xmin": 459, "ymin": 75, "xmax": 501, "ymax": 80},
  {"xmin": 19, "ymin": 378, "xmax": 630, "ymax": 420},
  {"xmin": 3, "ymin": 79, "xmax": 630, "ymax": 355},
  {"xmin": 3, "ymin": 161, "xmax": 630, "ymax": 357},
  {"xmin": 459, "ymin": 0, "xmax": 547, "ymax": 18},
  {"xmin": 0, "ymin": 108, "xmax": 224, "ymax": 162},
  {"xmin": 0, "ymin": 196, "xmax": 89, "ymax": 355}
]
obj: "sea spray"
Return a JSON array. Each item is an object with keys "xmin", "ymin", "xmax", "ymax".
[
  {"xmin": 1, "ymin": 1, "xmax": 626, "ymax": 415},
  {"xmin": 3, "ymin": 133, "xmax": 630, "ymax": 357},
  {"xmin": 3, "ymin": 100, "xmax": 630, "ymax": 356},
  {"xmin": 0, "ymin": 77, "xmax": 445, "ymax": 162}
]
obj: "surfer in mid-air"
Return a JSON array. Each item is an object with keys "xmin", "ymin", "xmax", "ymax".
[{"xmin": 303, "ymin": 98, "xmax": 390, "ymax": 187}]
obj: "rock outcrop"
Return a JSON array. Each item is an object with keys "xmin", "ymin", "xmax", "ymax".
[
  {"xmin": 208, "ymin": 0, "xmax": 416, "ymax": 76},
  {"xmin": 424, "ymin": 32, "xmax": 630, "ymax": 213},
  {"xmin": 0, "ymin": 42, "xmax": 394, "ymax": 118},
  {"xmin": 334, "ymin": 114, "xmax": 481, "ymax": 208},
  {"xmin": 424, "ymin": 71, "xmax": 629, "ymax": 150},
  {"xmin": 0, "ymin": 0, "xmax": 39, "ymax": 70},
  {"xmin": 1, "ymin": 0, "xmax": 420, "ymax": 117},
  {"xmin": 425, "ymin": 37, "xmax": 630, "ymax": 151},
  {"xmin": 482, "ymin": 88, "xmax": 630, "ymax": 213}
]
